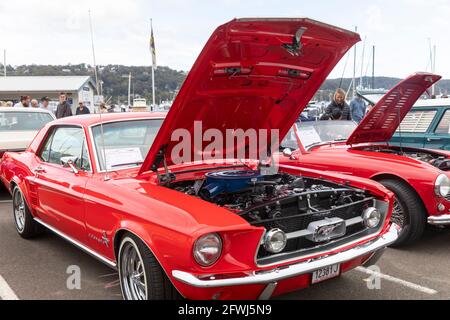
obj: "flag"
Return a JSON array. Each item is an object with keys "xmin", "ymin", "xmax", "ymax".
[{"xmin": 150, "ymin": 22, "xmax": 157, "ymax": 69}]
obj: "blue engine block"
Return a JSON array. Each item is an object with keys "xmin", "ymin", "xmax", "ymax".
[{"xmin": 199, "ymin": 170, "xmax": 263, "ymax": 199}]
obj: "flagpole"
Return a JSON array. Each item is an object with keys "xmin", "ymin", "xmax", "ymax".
[{"xmin": 151, "ymin": 19, "xmax": 156, "ymax": 111}]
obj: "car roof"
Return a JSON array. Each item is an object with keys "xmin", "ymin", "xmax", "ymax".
[
  {"xmin": 0, "ymin": 107, "xmax": 53, "ymax": 114},
  {"xmin": 50, "ymin": 112, "xmax": 167, "ymax": 127},
  {"xmin": 414, "ymin": 98, "xmax": 450, "ymax": 107}
]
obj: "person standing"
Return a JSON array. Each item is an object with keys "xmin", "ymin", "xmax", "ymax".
[
  {"xmin": 320, "ymin": 89, "xmax": 351, "ymax": 120},
  {"xmin": 55, "ymin": 93, "xmax": 72, "ymax": 119},
  {"xmin": 40, "ymin": 96, "xmax": 52, "ymax": 112},
  {"xmin": 31, "ymin": 99, "xmax": 39, "ymax": 108},
  {"xmin": 350, "ymin": 93, "xmax": 367, "ymax": 124},
  {"xmin": 76, "ymin": 102, "xmax": 90, "ymax": 115},
  {"xmin": 14, "ymin": 96, "xmax": 31, "ymax": 108}
]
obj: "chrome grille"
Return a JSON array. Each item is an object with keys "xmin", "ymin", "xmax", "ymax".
[{"xmin": 255, "ymin": 199, "xmax": 388, "ymax": 266}]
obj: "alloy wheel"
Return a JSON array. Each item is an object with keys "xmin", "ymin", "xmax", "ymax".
[{"xmin": 120, "ymin": 239, "xmax": 147, "ymax": 300}]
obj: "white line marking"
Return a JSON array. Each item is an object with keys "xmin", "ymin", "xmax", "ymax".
[
  {"xmin": 0, "ymin": 274, "xmax": 19, "ymax": 300},
  {"xmin": 355, "ymin": 266, "xmax": 438, "ymax": 295},
  {"xmin": 0, "ymin": 200, "xmax": 12, "ymax": 203}
]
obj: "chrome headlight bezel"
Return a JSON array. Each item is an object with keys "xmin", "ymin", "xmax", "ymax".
[
  {"xmin": 263, "ymin": 228, "xmax": 287, "ymax": 253},
  {"xmin": 362, "ymin": 207, "xmax": 381, "ymax": 229},
  {"xmin": 193, "ymin": 233, "xmax": 222, "ymax": 267},
  {"xmin": 434, "ymin": 174, "xmax": 450, "ymax": 198}
]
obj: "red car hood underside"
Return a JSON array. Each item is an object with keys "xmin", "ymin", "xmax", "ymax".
[
  {"xmin": 347, "ymin": 72, "xmax": 441, "ymax": 145},
  {"xmin": 140, "ymin": 18, "xmax": 360, "ymax": 174}
]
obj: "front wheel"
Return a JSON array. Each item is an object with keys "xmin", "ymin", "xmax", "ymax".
[
  {"xmin": 118, "ymin": 234, "xmax": 180, "ymax": 300},
  {"xmin": 379, "ymin": 179, "xmax": 426, "ymax": 247}
]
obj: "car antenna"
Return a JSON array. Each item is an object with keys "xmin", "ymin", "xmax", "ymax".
[{"xmin": 89, "ymin": 9, "xmax": 109, "ymax": 181}]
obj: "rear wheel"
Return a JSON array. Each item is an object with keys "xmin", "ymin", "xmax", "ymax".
[
  {"xmin": 12, "ymin": 186, "xmax": 44, "ymax": 238},
  {"xmin": 118, "ymin": 234, "xmax": 180, "ymax": 300},
  {"xmin": 379, "ymin": 179, "xmax": 426, "ymax": 247}
]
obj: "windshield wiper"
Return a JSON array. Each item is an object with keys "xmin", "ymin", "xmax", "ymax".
[{"xmin": 111, "ymin": 161, "xmax": 144, "ymax": 168}]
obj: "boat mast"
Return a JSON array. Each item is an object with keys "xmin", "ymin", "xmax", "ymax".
[
  {"xmin": 432, "ymin": 45, "xmax": 436, "ymax": 96},
  {"xmin": 372, "ymin": 45, "xmax": 375, "ymax": 89},
  {"xmin": 352, "ymin": 26, "xmax": 357, "ymax": 96},
  {"xmin": 3, "ymin": 50, "xmax": 6, "ymax": 78}
]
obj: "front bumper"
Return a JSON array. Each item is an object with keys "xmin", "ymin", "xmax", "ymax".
[
  {"xmin": 428, "ymin": 214, "xmax": 450, "ymax": 225},
  {"xmin": 172, "ymin": 224, "xmax": 399, "ymax": 298}
]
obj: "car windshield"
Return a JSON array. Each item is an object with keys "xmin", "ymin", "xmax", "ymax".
[
  {"xmin": 92, "ymin": 118, "xmax": 163, "ymax": 171},
  {"xmin": 0, "ymin": 111, "xmax": 54, "ymax": 131},
  {"xmin": 281, "ymin": 120, "xmax": 357, "ymax": 149}
]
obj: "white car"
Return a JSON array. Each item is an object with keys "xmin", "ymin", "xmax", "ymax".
[{"xmin": 0, "ymin": 107, "xmax": 56, "ymax": 158}]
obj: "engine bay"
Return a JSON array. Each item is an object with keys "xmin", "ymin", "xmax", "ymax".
[{"xmin": 168, "ymin": 169, "xmax": 373, "ymax": 231}]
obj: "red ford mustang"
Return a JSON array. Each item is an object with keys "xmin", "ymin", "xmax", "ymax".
[
  {"xmin": 0, "ymin": 18, "xmax": 398, "ymax": 300},
  {"xmin": 281, "ymin": 73, "xmax": 449, "ymax": 247}
]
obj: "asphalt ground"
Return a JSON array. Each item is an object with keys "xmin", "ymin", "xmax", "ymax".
[{"xmin": 0, "ymin": 187, "xmax": 449, "ymax": 300}]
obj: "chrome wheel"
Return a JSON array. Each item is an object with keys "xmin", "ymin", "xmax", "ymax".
[
  {"xmin": 391, "ymin": 198, "xmax": 407, "ymax": 231},
  {"xmin": 119, "ymin": 238, "xmax": 147, "ymax": 300},
  {"xmin": 13, "ymin": 190, "xmax": 26, "ymax": 233}
]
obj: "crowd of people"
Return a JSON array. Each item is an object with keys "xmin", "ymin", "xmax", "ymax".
[
  {"xmin": 0, "ymin": 92, "xmax": 99, "ymax": 119},
  {"xmin": 320, "ymin": 88, "xmax": 374, "ymax": 123}
]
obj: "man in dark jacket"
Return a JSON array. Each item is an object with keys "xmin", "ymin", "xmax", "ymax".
[
  {"xmin": 55, "ymin": 93, "xmax": 73, "ymax": 119},
  {"xmin": 76, "ymin": 102, "xmax": 91, "ymax": 115},
  {"xmin": 320, "ymin": 88, "xmax": 351, "ymax": 120}
]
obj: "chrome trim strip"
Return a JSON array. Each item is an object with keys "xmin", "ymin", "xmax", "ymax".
[
  {"xmin": 172, "ymin": 224, "xmax": 399, "ymax": 288},
  {"xmin": 428, "ymin": 214, "xmax": 450, "ymax": 225},
  {"xmin": 33, "ymin": 218, "xmax": 117, "ymax": 269}
]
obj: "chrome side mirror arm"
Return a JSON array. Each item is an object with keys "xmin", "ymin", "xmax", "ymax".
[{"xmin": 60, "ymin": 156, "xmax": 79, "ymax": 174}]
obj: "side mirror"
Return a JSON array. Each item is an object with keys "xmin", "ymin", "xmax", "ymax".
[
  {"xmin": 60, "ymin": 156, "xmax": 79, "ymax": 174},
  {"xmin": 282, "ymin": 148, "xmax": 293, "ymax": 158}
]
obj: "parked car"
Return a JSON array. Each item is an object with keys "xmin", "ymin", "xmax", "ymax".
[
  {"xmin": 281, "ymin": 72, "xmax": 449, "ymax": 247},
  {"xmin": 390, "ymin": 98, "xmax": 450, "ymax": 150},
  {"xmin": 0, "ymin": 18, "xmax": 398, "ymax": 300},
  {"xmin": 0, "ymin": 107, "xmax": 55, "ymax": 158}
]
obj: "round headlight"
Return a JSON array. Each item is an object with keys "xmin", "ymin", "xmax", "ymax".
[
  {"xmin": 434, "ymin": 174, "xmax": 450, "ymax": 197},
  {"xmin": 264, "ymin": 229, "xmax": 287, "ymax": 253},
  {"xmin": 193, "ymin": 233, "xmax": 222, "ymax": 267},
  {"xmin": 362, "ymin": 207, "xmax": 381, "ymax": 229}
]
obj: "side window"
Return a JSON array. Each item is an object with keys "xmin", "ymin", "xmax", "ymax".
[
  {"xmin": 397, "ymin": 110, "xmax": 437, "ymax": 133},
  {"xmin": 435, "ymin": 109, "xmax": 450, "ymax": 134},
  {"xmin": 39, "ymin": 130, "xmax": 55, "ymax": 162},
  {"xmin": 39, "ymin": 126, "xmax": 91, "ymax": 171}
]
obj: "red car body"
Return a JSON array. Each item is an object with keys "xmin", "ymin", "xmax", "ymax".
[
  {"xmin": 0, "ymin": 18, "xmax": 398, "ymax": 300},
  {"xmin": 281, "ymin": 73, "xmax": 450, "ymax": 245}
]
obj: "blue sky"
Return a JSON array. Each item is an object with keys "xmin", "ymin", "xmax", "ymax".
[{"xmin": 1, "ymin": 0, "xmax": 450, "ymax": 78}]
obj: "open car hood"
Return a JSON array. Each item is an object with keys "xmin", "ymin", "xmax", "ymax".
[
  {"xmin": 346, "ymin": 72, "xmax": 441, "ymax": 145},
  {"xmin": 139, "ymin": 18, "xmax": 360, "ymax": 174}
]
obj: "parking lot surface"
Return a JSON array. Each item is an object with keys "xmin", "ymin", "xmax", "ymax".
[{"xmin": 0, "ymin": 188, "xmax": 449, "ymax": 300}]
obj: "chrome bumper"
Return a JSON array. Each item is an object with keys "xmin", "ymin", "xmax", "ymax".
[
  {"xmin": 172, "ymin": 224, "xmax": 399, "ymax": 289},
  {"xmin": 428, "ymin": 214, "xmax": 450, "ymax": 225}
]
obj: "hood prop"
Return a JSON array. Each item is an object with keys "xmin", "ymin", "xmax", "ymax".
[{"xmin": 152, "ymin": 146, "xmax": 175, "ymax": 185}]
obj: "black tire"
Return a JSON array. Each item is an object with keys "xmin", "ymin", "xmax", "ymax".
[
  {"xmin": 118, "ymin": 233, "xmax": 181, "ymax": 300},
  {"xmin": 379, "ymin": 179, "xmax": 427, "ymax": 247},
  {"xmin": 12, "ymin": 186, "xmax": 44, "ymax": 238}
]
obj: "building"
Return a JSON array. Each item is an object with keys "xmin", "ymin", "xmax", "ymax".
[{"xmin": 0, "ymin": 76, "xmax": 96, "ymax": 113}]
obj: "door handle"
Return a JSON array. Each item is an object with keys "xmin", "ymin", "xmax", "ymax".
[
  {"xmin": 427, "ymin": 138, "xmax": 441, "ymax": 142},
  {"xmin": 33, "ymin": 166, "xmax": 46, "ymax": 174}
]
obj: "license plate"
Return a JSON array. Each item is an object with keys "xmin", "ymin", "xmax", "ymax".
[{"xmin": 311, "ymin": 264, "xmax": 340, "ymax": 284}]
